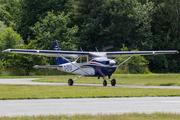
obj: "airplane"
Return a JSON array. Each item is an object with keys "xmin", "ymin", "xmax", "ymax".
[{"xmin": 2, "ymin": 41, "xmax": 179, "ymax": 86}]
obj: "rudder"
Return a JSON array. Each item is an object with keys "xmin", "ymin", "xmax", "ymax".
[{"xmin": 52, "ymin": 41, "xmax": 68, "ymax": 65}]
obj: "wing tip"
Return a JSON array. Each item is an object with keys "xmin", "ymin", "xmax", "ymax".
[
  {"xmin": 33, "ymin": 65, "xmax": 39, "ymax": 68},
  {"xmin": 2, "ymin": 49, "xmax": 11, "ymax": 52}
]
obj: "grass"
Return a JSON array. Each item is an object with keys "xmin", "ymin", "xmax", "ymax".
[
  {"xmin": 1, "ymin": 84, "xmax": 180, "ymax": 99},
  {"xmin": 34, "ymin": 74, "xmax": 180, "ymax": 86},
  {"xmin": 1, "ymin": 74, "xmax": 180, "ymax": 100},
  {"xmin": 0, "ymin": 74, "xmax": 180, "ymax": 119},
  {"xmin": 1, "ymin": 113, "xmax": 180, "ymax": 120},
  {"xmin": 0, "ymin": 76, "xmax": 43, "ymax": 79},
  {"xmin": 0, "ymin": 74, "xmax": 180, "ymax": 99}
]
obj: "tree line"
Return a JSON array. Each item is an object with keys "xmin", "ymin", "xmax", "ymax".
[{"xmin": 0, "ymin": 0, "xmax": 179, "ymax": 75}]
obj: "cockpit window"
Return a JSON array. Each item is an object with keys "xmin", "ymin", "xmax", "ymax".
[
  {"xmin": 76, "ymin": 57, "xmax": 80, "ymax": 63},
  {"xmin": 88, "ymin": 55, "xmax": 92, "ymax": 61}
]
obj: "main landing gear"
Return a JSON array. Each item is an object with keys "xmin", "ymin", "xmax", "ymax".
[
  {"xmin": 68, "ymin": 79, "xmax": 74, "ymax": 86},
  {"xmin": 68, "ymin": 75, "xmax": 84, "ymax": 86},
  {"xmin": 103, "ymin": 78, "xmax": 116, "ymax": 86},
  {"xmin": 68, "ymin": 75, "xmax": 116, "ymax": 86}
]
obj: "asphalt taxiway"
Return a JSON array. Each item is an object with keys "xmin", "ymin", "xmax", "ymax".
[
  {"xmin": 0, "ymin": 78, "xmax": 180, "ymax": 117},
  {"xmin": 0, "ymin": 78, "xmax": 180, "ymax": 89}
]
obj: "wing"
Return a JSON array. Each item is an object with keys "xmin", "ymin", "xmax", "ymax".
[
  {"xmin": 2, "ymin": 49, "xmax": 178, "ymax": 58},
  {"xmin": 106, "ymin": 50, "xmax": 179, "ymax": 57},
  {"xmin": 2, "ymin": 49, "xmax": 89, "ymax": 58}
]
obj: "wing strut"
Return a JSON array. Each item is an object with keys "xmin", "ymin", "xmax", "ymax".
[
  {"xmin": 117, "ymin": 54, "xmax": 134, "ymax": 68},
  {"xmin": 73, "ymin": 75, "xmax": 84, "ymax": 81},
  {"xmin": 58, "ymin": 54, "xmax": 91, "ymax": 75}
]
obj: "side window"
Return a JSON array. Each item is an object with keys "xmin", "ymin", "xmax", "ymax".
[
  {"xmin": 81, "ymin": 57, "xmax": 87, "ymax": 63},
  {"xmin": 76, "ymin": 57, "xmax": 87, "ymax": 63}
]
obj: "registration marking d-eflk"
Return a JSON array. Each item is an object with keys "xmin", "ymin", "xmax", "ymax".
[{"xmin": 63, "ymin": 65, "xmax": 72, "ymax": 72}]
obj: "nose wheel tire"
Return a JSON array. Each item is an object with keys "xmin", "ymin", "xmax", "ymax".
[
  {"xmin": 68, "ymin": 79, "xmax": 74, "ymax": 86},
  {"xmin": 111, "ymin": 79, "xmax": 116, "ymax": 86},
  {"xmin": 103, "ymin": 80, "xmax": 107, "ymax": 86}
]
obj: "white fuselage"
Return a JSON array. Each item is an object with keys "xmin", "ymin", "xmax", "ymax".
[{"xmin": 57, "ymin": 62, "xmax": 95, "ymax": 76}]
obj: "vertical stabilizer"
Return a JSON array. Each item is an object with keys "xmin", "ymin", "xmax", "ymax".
[{"xmin": 52, "ymin": 41, "xmax": 68, "ymax": 65}]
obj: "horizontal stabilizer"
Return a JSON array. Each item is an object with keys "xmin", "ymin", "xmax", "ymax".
[{"xmin": 33, "ymin": 65, "xmax": 62, "ymax": 69}]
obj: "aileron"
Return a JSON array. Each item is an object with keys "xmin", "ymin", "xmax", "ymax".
[{"xmin": 106, "ymin": 50, "xmax": 178, "ymax": 57}]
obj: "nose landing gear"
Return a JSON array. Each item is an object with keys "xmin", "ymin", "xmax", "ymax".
[{"xmin": 103, "ymin": 80, "xmax": 107, "ymax": 86}]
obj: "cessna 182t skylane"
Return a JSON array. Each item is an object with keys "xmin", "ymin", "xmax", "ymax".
[{"xmin": 3, "ymin": 41, "xmax": 178, "ymax": 86}]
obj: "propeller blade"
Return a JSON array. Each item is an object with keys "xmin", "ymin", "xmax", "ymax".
[{"xmin": 102, "ymin": 45, "xmax": 113, "ymax": 51}]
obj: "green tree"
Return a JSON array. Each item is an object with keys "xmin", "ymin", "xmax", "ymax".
[
  {"xmin": 6, "ymin": 40, "xmax": 47, "ymax": 75},
  {"xmin": 32, "ymin": 12, "xmax": 78, "ymax": 51},
  {"xmin": 0, "ymin": 1, "xmax": 10, "ymax": 25},
  {"xmin": 115, "ymin": 45, "xmax": 150, "ymax": 74},
  {"xmin": 14, "ymin": 0, "xmax": 68, "ymax": 44},
  {"xmin": 0, "ymin": 0, "xmax": 20, "ymax": 26},
  {"xmin": 0, "ymin": 23, "xmax": 47, "ymax": 75},
  {"xmin": 148, "ymin": 0, "xmax": 180, "ymax": 73},
  {"xmin": 69, "ymin": 0, "xmax": 154, "ymax": 51},
  {"xmin": 0, "ymin": 27, "xmax": 23, "ymax": 51},
  {"xmin": 0, "ymin": 21, "xmax": 7, "ymax": 71},
  {"xmin": 0, "ymin": 21, "xmax": 6, "ymax": 32},
  {"xmin": 0, "ymin": 25, "xmax": 24, "ymax": 70}
]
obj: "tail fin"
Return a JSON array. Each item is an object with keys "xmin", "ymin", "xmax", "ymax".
[{"xmin": 52, "ymin": 41, "xmax": 68, "ymax": 65}]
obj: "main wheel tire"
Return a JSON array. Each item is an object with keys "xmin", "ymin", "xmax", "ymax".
[
  {"xmin": 68, "ymin": 79, "xmax": 74, "ymax": 86},
  {"xmin": 103, "ymin": 80, "xmax": 107, "ymax": 86},
  {"xmin": 111, "ymin": 79, "xmax": 116, "ymax": 86}
]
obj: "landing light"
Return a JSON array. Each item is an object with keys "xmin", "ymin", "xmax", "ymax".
[{"xmin": 109, "ymin": 60, "xmax": 116, "ymax": 66}]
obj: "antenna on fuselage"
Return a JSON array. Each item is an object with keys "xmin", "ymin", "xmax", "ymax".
[
  {"xmin": 80, "ymin": 47, "xmax": 83, "ymax": 52},
  {"xmin": 95, "ymin": 47, "xmax": 99, "ymax": 52}
]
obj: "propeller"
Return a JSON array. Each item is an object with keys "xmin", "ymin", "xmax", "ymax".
[{"xmin": 102, "ymin": 45, "xmax": 113, "ymax": 52}]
